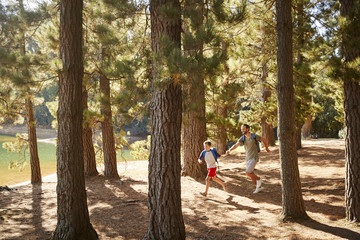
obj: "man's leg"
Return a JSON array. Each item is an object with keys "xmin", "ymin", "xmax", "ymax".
[{"xmin": 246, "ymin": 172, "xmax": 260, "ymax": 184}]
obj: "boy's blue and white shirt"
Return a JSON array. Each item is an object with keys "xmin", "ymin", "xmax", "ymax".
[{"xmin": 198, "ymin": 148, "xmax": 221, "ymax": 168}]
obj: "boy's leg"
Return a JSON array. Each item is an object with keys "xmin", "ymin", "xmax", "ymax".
[
  {"xmin": 213, "ymin": 176, "xmax": 227, "ymax": 192},
  {"xmin": 201, "ymin": 177, "xmax": 211, "ymax": 196}
]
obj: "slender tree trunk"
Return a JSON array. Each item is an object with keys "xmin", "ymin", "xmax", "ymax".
[
  {"xmin": 52, "ymin": 0, "xmax": 98, "ymax": 239},
  {"xmin": 26, "ymin": 99, "xmax": 42, "ymax": 183},
  {"xmin": 82, "ymin": 87, "xmax": 98, "ymax": 177},
  {"xmin": 261, "ymin": 62, "xmax": 275, "ymax": 146},
  {"xmin": 182, "ymin": 76, "xmax": 207, "ymax": 180},
  {"xmin": 181, "ymin": 0, "xmax": 207, "ymax": 180},
  {"xmin": 18, "ymin": 0, "xmax": 42, "ymax": 184},
  {"xmin": 144, "ymin": 0, "xmax": 185, "ymax": 238},
  {"xmin": 276, "ymin": 0, "xmax": 308, "ymax": 221},
  {"xmin": 301, "ymin": 115, "xmax": 312, "ymax": 138},
  {"xmin": 216, "ymin": 106, "xmax": 227, "ymax": 154},
  {"xmin": 100, "ymin": 69, "xmax": 119, "ymax": 178},
  {"xmin": 340, "ymin": 0, "xmax": 360, "ymax": 223}
]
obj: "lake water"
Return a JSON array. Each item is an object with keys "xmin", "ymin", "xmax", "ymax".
[{"xmin": 0, "ymin": 135, "xmax": 133, "ymax": 186}]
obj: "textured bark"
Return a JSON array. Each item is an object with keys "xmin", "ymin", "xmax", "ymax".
[
  {"xmin": 296, "ymin": 123, "xmax": 302, "ymax": 150},
  {"xmin": 340, "ymin": 0, "xmax": 360, "ymax": 223},
  {"xmin": 216, "ymin": 106, "xmax": 227, "ymax": 154},
  {"xmin": 82, "ymin": 87, "xmax": 98, "ymax": 177},
  {"xmin": 182, "ymin": 77, "xmax": 207, "ymax": 180},
  {"xmin": 276, "ymin": 0, "xmax": 308, "ymax": 221},
  {"xmin": 100, "ymin": 71, "xmax": 119, "ymax": 178},
  {"xmin": 261, "ymin": 62, "xmax": 275, "ymax": 146},
  {"xmin": 26, "ymin": 99, "xmax": 42, "ymax": 184},
  {"xmin": 301, "ymin": 115, "xmax": 312, "ymax": 138},
  {"xmin": 144, "ymin": 0, "xmax": 185, "ymax": 238},
  {"xmin": 18, "ymin": 0, "xmax": 42, "ymax": 184},
  {"xmin": 52, "ymin": 0, "xmax": 98, "ymax": 239}
]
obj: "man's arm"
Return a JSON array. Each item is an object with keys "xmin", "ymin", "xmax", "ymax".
[
  {"xmin": 226, "ymin": 142, "xmax": 241, "ymax": 155},
  {"xmin": 260, "ymin": 137, "xmax": 271, "ymax": 152}
]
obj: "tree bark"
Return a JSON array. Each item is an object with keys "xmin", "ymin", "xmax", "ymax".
[
  {"xmin": 100, "ymin": 70, "xmax": 119, "ymax": 178},
  {"xmin": 52, "ymin": 0, "xmax": 98, "ymax": 239},
  {"xmin": 301, "ymin": 115, "xmax": 312, "ymax": 138},
  {"xmin": 261, "ymin": 62, "xmax": 275, "ymax": 146},
  {"xmin": 82, "ymin": 87, "xmax": 98, "ymax": 177},
  {"xmin": 276, "ymin": 0, "xmax": 308, "ymax": 221},
  {"xmin": 18, "ymin": 0, "xmax": 42, "ymax": 184},
  {"xmin": 181, "ymin": 0, "xmax": 207, "ymax": 180},
  {"xmin": 26, "ymin": 99, "xmax": 42, "ymax": 184},
  {"xmin": 340, "ymin": 0, "xmax": 360, "ymax": 223},
  {"xmin": 296, "ymin": 123, "xmax": 302, "ymax": 150},
  {"xmin": 144, "ymin": 0, "xmax": 185, "ymax": 238}
]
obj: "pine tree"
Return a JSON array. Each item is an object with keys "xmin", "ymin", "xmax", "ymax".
[{"xmin": 276, "ymin": 0, "xmax": 308, "ymax": 222}]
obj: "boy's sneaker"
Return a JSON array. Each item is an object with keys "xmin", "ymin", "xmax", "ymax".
[
  {"xmin": 200, "ymin": 192, "xmax": 207, "ymax": 197},
  {"xmin": 223, "ymin": 183, "xmax": 228, "ymax": 192}
]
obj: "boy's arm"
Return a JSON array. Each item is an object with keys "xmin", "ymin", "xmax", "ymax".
[{"xmin": 260, "ymin": 137, "xmax": 271, "ymax": 152}]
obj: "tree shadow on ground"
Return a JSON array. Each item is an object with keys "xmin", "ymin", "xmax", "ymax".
[
  {"xmin": 85, "ymin": 175, "xmax": 149, "ymax": 240},
  {"xmin": 300, "ymin": 218, "xmax": 360, "ymax": 240}
]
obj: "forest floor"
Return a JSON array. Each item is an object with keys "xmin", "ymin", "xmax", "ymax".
[{"xmin": 1, "ymin": 138, "xmax": 360, "ymax": 240}]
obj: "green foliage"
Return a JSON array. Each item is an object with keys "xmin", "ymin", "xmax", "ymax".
[
  {"xmin": 2, "ymin": 133, "xmax": 29, "ymax": 170},
  {"xmin": 129, "ymin": 135, "xmax": 150, "ymax": 161}
]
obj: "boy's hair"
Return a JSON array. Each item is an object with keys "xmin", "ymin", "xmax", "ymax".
[
  {"xmin": 204, "ymin": 140, "xmax": 211, "ymax": 146},
  {"xmin": 242, "ymin": 124, "xmax": 250, "ymax": 129}
]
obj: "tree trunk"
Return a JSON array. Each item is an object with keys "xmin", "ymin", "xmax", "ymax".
[
  {"xmin": 301, "ymin": 115, "xmax": 312, "ymax": 138},
  {"xmin": 144, "ymin": 0, "xmax": 185, "ymax": 238},
  {"xmin": 275, "ymin": 0, "xmax": 308, "ymax": 221},
  {"xmin": 26, "ymin": 99, "xmax": 42, "ymax": 184},
  {"xmin": 261, "ymin": 62, "xmax": 275, "ymax": 146},
  {"xmin": 340, "ymin": 0, "xmax": 360, "ymax": 223},
  {"xmin": 296, "ymin": 123, "xmax": 302, "ymax": 150},
  {"xmin": 216, "ymin": 106, "xmax": 227, "ymax": 154},
  {"xmin": 52, "ymin": 0, "xmax": 98, "ymax": 239},
  {"xmin": 100, "ymin": 71, "xmax": 119, "ymax": 178},
  {"xmin": 18, "ymin": 0, "xmax": 42, "ymax": 184},
  {"xmin": 82, "ymin": 87, "xmax": 98, "ymax": 177},
  {"xmin": 182, "ymin": 77, "xmax": 207, "ymax": 180}
]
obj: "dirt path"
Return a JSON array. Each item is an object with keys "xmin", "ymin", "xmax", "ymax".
[{"xmin": 1, "ymin": 139, "xmax": 359, "ymax": 240}]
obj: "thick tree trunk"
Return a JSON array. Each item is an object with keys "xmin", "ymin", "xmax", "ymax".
[
  {"xmin": 340, "ymin": 0, "xmax": 360, "ymax": 223},
  {"xmin": 82, "ymin": 87, "xmax": 98, "ymax": 177},
  {"xmin": 100, "ymin": 72, "xmax": 119, "ymax": 178},
  {"xmin": 26, "ymin": 99, "xmax": 42, "ymax": 184},
  {"xmin": 52, "ymin": 0, "xmax": 98, "ymax": 239},
  {"xmin": 144, "ymin": 0, "xmax": 185, "ymax": 238},
  {"xmin": 276, "ymin": 0, "xmax": 308, "ymax": 221}
]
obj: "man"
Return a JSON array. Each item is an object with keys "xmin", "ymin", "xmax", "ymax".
[{"xmin": 226, "ymin": 124, "xmax": 271, "ymax": 193}]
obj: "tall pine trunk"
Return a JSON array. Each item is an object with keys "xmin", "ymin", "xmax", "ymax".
[
  {"xmin": 100, "ymin": 70, "xmax": 119, "ymax": 178},
  {"xmin": 276, "ymin": 0, "xmax": 308, "ymax": 221},
  {"xmin": 82, "ymin": 87, "xmax": 98, "ymax": 177},
  {"xmin": 52, "ymin": 0, "xmax": 98, "ymax": 239},
  {"xmin": 144, "ymin": 0, "xmax": 185, "ymax": 238},
  {"xmin": 261, "ymin": 62, "xmax": 275, "ymax": 146},
  {"xmin": 340, "ymin": 0, "xmax": 360, "ymax": 222},
  {"xmin": 181, "ymin": 0, "xmax": 207, "ymax": 180},
  {"xmin": 19, "ymin": 0, "xmax": 41, "ymax": 184},
  {"xmin": 26, "ymin": 99, "xmax": 42, "ymax": 183}
]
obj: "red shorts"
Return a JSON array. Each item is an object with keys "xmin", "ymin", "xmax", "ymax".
[{"xmin": 207, "ymin": 167, "xmax": 217, "ymax": 177}]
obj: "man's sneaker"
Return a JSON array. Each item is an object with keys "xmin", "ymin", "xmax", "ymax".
[
  {"xmin": 256, "ymin": 178, "xmax": 262, "ymax": 188},
  {"xmin": 253, "ymin": 186, "xmax": 262, "ymax": 194}
]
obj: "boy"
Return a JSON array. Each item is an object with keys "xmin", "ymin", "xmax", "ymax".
[{"xmin": 198, "ymin": 140, "xmax": 228, "ymax": 197}]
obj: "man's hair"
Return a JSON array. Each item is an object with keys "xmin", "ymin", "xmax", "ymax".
[
  {"xmin": 242, "ymin": 124, "xmax": 250, "ymax": 129},
  {"xmin": 204, "ymin": 140, "xmax": 211, "ymax": 146}
]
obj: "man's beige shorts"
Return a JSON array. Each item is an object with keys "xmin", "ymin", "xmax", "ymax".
[{"xmin": 246, "ymin": 158, "xmax": 258, "ymax": 173}]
